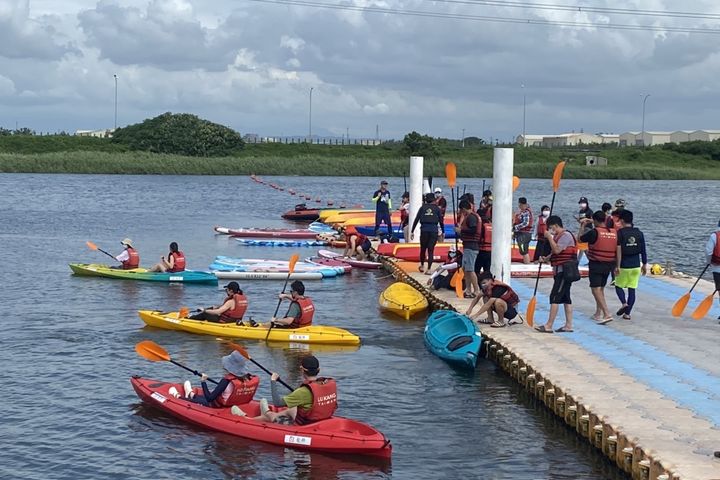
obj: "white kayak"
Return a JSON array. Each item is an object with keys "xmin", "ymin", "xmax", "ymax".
[{"xmin": 211, "ymin": 270, "xmax": 324, "ymax": 280}]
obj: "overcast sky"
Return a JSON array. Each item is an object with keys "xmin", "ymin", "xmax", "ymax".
[{"xmin": 2, "ymin": 0, "xmax": 719, "ymax": 140}]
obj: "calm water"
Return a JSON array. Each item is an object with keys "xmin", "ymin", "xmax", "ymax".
[{"xmin": 2, "ymin": 173, "xmax": 716, "ymax": 479}]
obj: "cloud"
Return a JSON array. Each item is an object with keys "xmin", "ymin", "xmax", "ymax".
[{"xmin": 0, "ymin": 0, "xmax": 78, "ymax": 60}]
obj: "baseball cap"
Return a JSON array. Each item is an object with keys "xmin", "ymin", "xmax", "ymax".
[
  {"xmin": 434, "ymin": 187, "xmax": 442, "ymax": 193},
  {"xmin": 301, "ymin": 355, "xmax": 320, "ymax": 374},
  {"xmin": 380, "ymin": 180, "xmax": 388, "ymax": 185},
  {"xmin": 615, "ymin": 198, "xmax": 626, "ymax": 208},
  {"xmin": 578, "ymin": 196, "xmax": 588, "ymax": 203},
  {"xmin": 223, "ymin": 281, "xmax": 241, "ymax": 293}
]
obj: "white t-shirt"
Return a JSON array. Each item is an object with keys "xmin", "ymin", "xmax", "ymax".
[{"xmin": 115, "ymin": 249, "xmax": 130, "ymax": 262}]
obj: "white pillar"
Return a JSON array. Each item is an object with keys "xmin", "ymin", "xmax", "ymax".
[
  {"xmin": 408, "ymin": 156, "xmax": 424, "ymax": 243},
  {"xmin": 422, "ymin": 179, "xmax": 431, "ymax": 194},
  {"xmin": 491, "ymin": 148, "xmax": 513, "ymax": 284}
]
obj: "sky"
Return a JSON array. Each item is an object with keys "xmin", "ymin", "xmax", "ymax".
[{"xmin": 2, "ymin": 0, "xmax": 720, "ymax": 141}]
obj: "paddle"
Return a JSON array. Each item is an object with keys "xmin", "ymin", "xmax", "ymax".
[
  {"xmin": 428, "ymin": 175, "xmax": 433, "ymax": 190},
  {"xmin": 512, "ymin": 176, "xmax": 520, "ymax": 192},
  {"xmin": 265, "ymin": 254, "xmax": 301, "ymax": 341},
  {"xmin": 223, "ymin": 341, "xmax": 293, "ymax": 391},
  {"xmin": 526, "ymin": 161, "xmax": 567, "ymax": 327},
  {"xmin": 691, "ymin": 290, "xmax": 717, "ymax": 320},
  {"xmin": 403, "ymin": 172, "xmax": 407, "ymax": 193},
  {"xmin": 86, "ymin": 241, "xmax": 117, "ymax": 261},
  {"xmin": 135, "ymin": 340, "xmax": 218, "ymax": 385},
  {"xmin": 445, "ymin": 162, "xmax": 464, "ymax": 298},
  {"xmin": 671, "ymin": 264, "xmax": 710, "ymax": 317}
]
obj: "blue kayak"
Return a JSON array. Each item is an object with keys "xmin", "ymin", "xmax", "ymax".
[
  {"xmin": 235, "ymin": 238, "xmax": 328, "ymax": 247},
  {"xmin": 209, "ymin": 262, "xmax": 339, "ymax": 278},
  {"xmin": 308, "ymin": 222, "xmax": 337, "ymax": 233},
  {"xmin": 355, "ymin": 225, "xmax": 456, "ymax": 239},
  {"xmin": 423, "ymin": 310, "xmax": 482, "ymax": 369}
]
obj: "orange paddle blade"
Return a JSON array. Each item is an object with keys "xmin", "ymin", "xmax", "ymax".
[
  {"xmin": 288, "ymin": 254, "xmax": 300, "ymax": 274},
  {"xmin": 455, "ymin": 268, "xmax": 464, "ymax": 298},
  {"xmin": 525, "ymin": 296, "xmax": 537, "ymax": 327},
  {"xmin": 445, "ymin": 162, "xmax": 457, "ymax": 188},
  {"xmin": 449, "ymin": 274, "xmax": 457, "ymax": 288},
  {"xmin": 86, "ymin": 241, "xmax": 98, "ymax": 250},
  {"xmin": 552, "ymin": 161, "xmax": 567, "ymax": 192},
  {"xmin": 671, "ymin": 293, "xmax": 690, "ymax": 317},
  {"xmin": 135, "ymin": 340, "xmax": 170, "ymax": 362},
  {"xmin": 691, "ymin": 291, "xmax": 717, "ymax": 320},
  {"xmin": 512, "ymin": 176, "xmax": 520, "ymax": 192},
  {"xmin": 179, "ymin": 307, "xmax": 190, "ymax": 318}
]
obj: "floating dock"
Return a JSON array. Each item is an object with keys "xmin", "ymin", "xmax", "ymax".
[{"xmin": 382, "ymin": 257, "xmax": 720, "ymax": 480}]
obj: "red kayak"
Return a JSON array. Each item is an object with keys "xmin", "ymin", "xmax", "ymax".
[
  {"xmin": 131, "ymin": 376, "xmax": 392, "ymax": 458},
  {"xmin": 305, "ymin": 256, "xmax": 353, "ymax": 273},
  {"xmin": 214, "ymin": 227, "xmax": 318, "ymax": 239},
  {"xmin": 282, "ymin": 209, "xmax": 321, "ymax": 221},
  {"xmin": 376, "ymin": 243, "xmax": 533, "ymax": 263}
]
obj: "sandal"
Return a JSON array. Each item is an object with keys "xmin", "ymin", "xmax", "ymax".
[
  {"xmin": 597, "ymin": 317, "xmax": 613, "ymax": 325},
  {"xmin": 463, "ymin": 292, "xmax": 476, "ymax": 299},
  {"xmin": 554, "ymin": 326, "xmax": 574, "ymax": 333},
  {"xmin": 534, "ymin": 325, "xmax": 553, "ymax": 333},
  {"xmin": 418, "ymin": 265, "xmax": 425, "ymax": 273},
  {"xmin": 616, "ymin": 305, "xmax": 627, "ymax": 316},
  {"xmin": 622, "ymin": 314, "xmax": 632, "ymax": 320},
  {"xmin": 490, "ymin": 321, "xmax": 506, "ymax": 328}
]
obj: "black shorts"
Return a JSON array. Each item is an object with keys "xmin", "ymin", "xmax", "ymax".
[
  {"xmin": 533, "ymin": 239, "xmax": 551, "ymax": 262},
  {"xmin": 503, "ymin": 304, "xmax": 518, "ymax": 320},
  {"xmin": 549, "ymin": 272, "xmax": 572, "ymax": 304},
  {"xmin": 475, "ymin": 250, "xmax": 491, "ymax": 274},
  {"xmin": 515, "ymin": 232, "xmax": 532, "ymax": 255},
  {"xmin": 714, "ymin": 272, "xmax": 720, "ymax": 291},
  {"xmin": 588, "ymin": 261, "xmax": 615, "ymax": 288},
  {"xmin": 361, "ymin": 239, "xmax": 372, "ymax": 252}
]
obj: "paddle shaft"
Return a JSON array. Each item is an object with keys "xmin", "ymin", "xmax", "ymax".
[
  {"xmin": 450, "ymin": 184, "xmax": 458, "ymax": 252},
  {"xmin": 688, "ymin": 264, "xmax": 710, "ymax": 293},
  {"xmin": 170, "ymin": 359, "xmax": 218, "ymax": 385},
  {"xmin": 266, "ymin": 269, "xmax": 295, "ymax": 341},
  {"xmin": 531, "ymin": 191, "xmax": 557, "ymax": 296},
  {"xmin": 246, "ymin": 357, "xmax": 293, "ymax": 391},
  {"xmin": 403, "ymin": 172, "xmax": 407, "ymax": 192}
]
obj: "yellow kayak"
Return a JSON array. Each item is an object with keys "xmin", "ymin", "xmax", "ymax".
[
  {"xmin": 379, "ymin": 283, "xmax": 429, "ymax": 320},
  {"xmin": 138, "ymin": 310, "xmax": 361, "ymax": 346},
  {"xmin": 318, "ymin": 209, "xmax": 372, "ymax": 221}
]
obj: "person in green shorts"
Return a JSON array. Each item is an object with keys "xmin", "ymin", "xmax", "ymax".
[{"xmin": 614, "ymin": 210, "xmax": 647, "ymax": 320}]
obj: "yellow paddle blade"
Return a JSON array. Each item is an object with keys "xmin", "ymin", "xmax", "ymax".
[
  {"xmin": 691, "ymin": 291, "xmax": 717, "ymax": 320},
  {"xmin": 289, "ymin": 254, "xmax": 300, "ymax": 274},
  {"xmin": 671, "ymin": 293, "xmax": 690, "ymax": 317},
  {"xmin": 135, "ymin": 340, "xmax": 170, "ymax": 362},
  {"xmin": 526, "ymin": 297, "xmax": 537, "ymax": 327},
  {"xmin": 512, "ymin": 176, "xmax": 520, "ymax": 192},
  {"xmin": 552, "ymin": 161, "xmax": 567, "ymax": 192},
  {"xmin": 455, "ymin": 268, "xmax": 464, "ymax": 298},
  {"xmin": 445, "ymin": 162, "xmax": 457, "ymax": 188},
  {"xmin": 86, "ymin": 241, "xmax": 98, "ymax": 251}
]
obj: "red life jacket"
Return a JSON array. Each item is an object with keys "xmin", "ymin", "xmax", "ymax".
[
  {"xmin": 550, "ymin": 231, "xmax": 578, "ymax": 267},
  {"xmin": 123, "ymin": 247, "xmax": 140, "ymax": 269},
  {"xmin": 483, "ymin": 280, "xmax": 520, "ymax": 307},
  {"xmin": 400, "ymin": 206, "xmax": 409, "ymax": 225},
  {"xmin": 712, "ymin": 232, "xmax": 720, "ymax": 265},
  {"xmin": 514, "ymin": 208, "xmax": 534, "ymax": 233},
  {"xmin": 220, "ymin": 293, "xmax": 248, "ymax": 322},
  {"xmin": 295, "ymin": 378, "xmax": 338, "ymax": 425},
  {"xmin": 352, "ymin": 233, "xmax": 368, "ymax": 247},
  {"xmin": 611, "ymin": 213, "xmax": 622, "ymax": 232},
  {"xmin": 460, "ymin": 211, "xmax": 483, "ymax": 245},
  {"xmin": 213, "ymin": 374, "xmax": 259, "ymax": 407},
  {"xmin": 479, "ymin": 222, "xmax": 493, "ymax": 252},
  {"xmin": 289, "ymin": 296, "xmax": 315, "ymax": 328},
  {"xmin": 587, "ymin": 227, "xmax": 617, "ymax": 263},
  {"xmin": 537, "ymin": 216, "xmax": 547, "ymax": 237},
  {"xmin": 168, "ymin": 251, "xmax": 186, "ymax": 272}
]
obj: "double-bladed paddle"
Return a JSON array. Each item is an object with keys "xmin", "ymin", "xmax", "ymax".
[
  {"xmin": 265, "ymin": 254, "xmax": 301, "ymax": 341},
  {"xmin": 135, "ymin": 340, "xmax": 218, "ymax": 385}
]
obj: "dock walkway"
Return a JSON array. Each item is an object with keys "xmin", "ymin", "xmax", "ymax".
[{"xmin": 386, "ymin": 259, "xmax": 720, "ymax": 480}]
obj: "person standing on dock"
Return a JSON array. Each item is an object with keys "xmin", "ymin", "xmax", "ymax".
[
  {"xmin": 535, "ymin": 216, "xmax": 577, "ymax": 333},
  {"xmin": 478, "ymin": 190, "xmax": 493, "ymax": 221},
  {"xmin": 372, "ymin": 180, "xmax": 393, "ymax": 236},
  {"xmin": 434, "ymin": 187, "xmax": 447, "ymax": 217},
  {"xmin": 576, "ymin": 197, "xmax": 593, "ymax": 263},
  {"xmin": 410, "ymin": 192, "xmax": 445, "ymax": 273},
  {"xmin": 513, "ymin": 197, "xmax": 534, "ymax": 264},
  {"xmin": 706, "ymin": 218, "xmax": 720, "ymax": 320},
  {"xmin": 614, "ymin": 210, "xmax": 648, "ymax": 320},
  {"xmin": 399, "ymin": 192, "xmax": 411, "ymax": 242},
  {"xmin": 579, "ymin": 211, "xmax": 617, "ymax": 324},
  {"xmin": 533, "ymin": 205, "xmax": 551, "ymax": 262},
  {"xmin": 456, "ymin": 199, "xmax": 482, "ymax": 298}
]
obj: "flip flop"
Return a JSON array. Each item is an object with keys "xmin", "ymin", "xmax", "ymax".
[
  {"xmin": 490, "ymin": 321, "xmax": 506, "ymax": 328},
  {"xmin": 534, "ymin": 325, "xmax": 553, "ymax": 333},
  {"xmin": 616, "ymin": 306, "xmax": 627, "ymax": 316},
  {"xmin": 597, "ymin": 317, "xmax": 613, "ymax": 325},
  {"xmin": 554, "ymin": 327, "xmax": 574, "ymax": 333},
  {"xmin": 622, "ymin": 314, "xmax": 632, "ymax": 320}
]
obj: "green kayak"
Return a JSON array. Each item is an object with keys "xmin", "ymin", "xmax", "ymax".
[{"xmin": 69, "ymin": 263, "xmax": 218, "ymax": 285}]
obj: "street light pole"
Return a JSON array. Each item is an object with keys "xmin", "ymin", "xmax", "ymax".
[
  {"xmin": 641, "ymin": 94, "xmax": 650, "ymax": 147},
  {"xmin": 521, "ymin": 83, "xmax": 526, "ymax": 146},
  {"xmin": 113, "ymin": 74, "xmax": 118, "ymax": 130},
  {"xmin": 462, "ymin": 128, "xmax": 465, "ymax": 148},
  {"xmin": 308, "ymin": 87, "xmax": 314, "ymax": 143}
]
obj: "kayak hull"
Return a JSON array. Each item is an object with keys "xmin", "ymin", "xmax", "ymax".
[
  {"xmin": 235, "ymin": 238, "xmax": 329, "ymax": 247},
  {"xmin": 69, "ymin": 264, "xmax": 218, "ymax": 285},
  {"xmin": 217, "ymin": 227, "xmax": 319, "ymax": 239},
  {"xmin": 377, "ymin": 243, "xmax": 534, "ymax": 263},
  {"xmin": 138, "ymin": 310, "xmax": 361, "ymax": 345},
  {"xmin": 211, "ymin": 270, "xmax": 324, "ymax": 280},
  {"xmin": 131, "ymin": 376, "xmax": 391, "ymax": 458},
  {"xmin": 379, "ymin": 282, "xmax": 429, "ymax": 320},
  {"xmin": 317, "ymin": 250, "xmax": 382, "ymax": 269},
  {"xmin": 424, "ymin": 310, "xmax": 481, "ymax": 369}
]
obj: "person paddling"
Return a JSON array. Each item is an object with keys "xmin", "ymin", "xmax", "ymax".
[
  {"xmin": 253, "ymin": 355, "xmax": 337, "ymax": 425},
  {"xmin": 189, "ymin": 281, "xmax": 251, "ymax": 325},
  {"xmin": 149, "ymin": 242, "xmax": 185, "ymax": 272},
  {"xmin": 112, "ymin": 238, "xmax": 139, "ymax": 269},
  {"xmin": 267, "ymin": 280, "xmax": 315, "ymax": 328},
  {"xmin": 706, "ymin": 218, "xmax": 720, "ymax": 321},
  {"xmin": 168, "ymin": 351, "xmax": 259, "ymax": 414}
]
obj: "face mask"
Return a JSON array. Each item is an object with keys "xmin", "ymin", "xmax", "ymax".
[
  {"xmin": 542, "ymin": 210, "xmax": 550, "ymax": 217},
  {"xmin": 579, "ymin": 203, "xmax": 587, "ymax": 209}
]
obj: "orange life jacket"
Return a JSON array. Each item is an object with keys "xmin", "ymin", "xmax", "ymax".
[
  {"xmin": 483, "ymin": 280, "xmax": 520, "ymax": 307},
  {"xmin": 550, "ymin": 231, "xmax": 578, "ymax": 267},
  {"xmin": 460, "ymin": 211, "xmax": 482, "ymax": 245},
  {"xmin": 351, "ymin": 233, "xmax": 368, "ymax": 247},
  {"xmin": 289, "ymin": 296, "xmax": 315, "ymax": 328},
  {"xmin": 168, "ymin": 251, "xmax": 186, "ymax": 272},
  {"xmin": 479, "ymin": 222, "xmax": 492, "ymax": 252},
  {"xmin": 123, "ymin": 247, "xmax": 140, "ymax": 269},
  {"xmin": 213, "ymin": 374, "xmax": 259, "ymax": 407},
  {"xmin": 712, "ymin": 232, "xmax": 720, "ymax": 265},
  {"xmin": 514, "ymin": 208, "xmax": 534, "ymax": 233},
  {"xmin": 220, "ymin": 293, "xmax": 248, "ymax": 322},
  {"xmin": 587, "ymin": 227, "xmax": 617, "ymax": 263},
  {"xmin": 537, "ymin": 215, "xmax": 547, "ymax": 237},
  {"xmin": 294, "ymin": 378, "xmax": 338, "ymax": 425}
]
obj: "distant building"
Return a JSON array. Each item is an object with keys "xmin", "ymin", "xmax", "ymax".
[
  {"xmin": 75, "ymin": 129, "xmax": 114, "ymax": 138},
  {"xmin": 619, "ymin": 132, "xmax": 640, "ymax": 147},
  {"xmin": 243, "ymin": 133, "xmax": 259, "ymax": 143},
  {"xmin": 541, "ymin": 133, "xmax": 603, "ymax": 147},
  {"xmin": 637, "ymin": 131, "xmax": 672, "ymax": 146},
  {"xmin": 689, "ymin": 130, "xmax": 720, "ymax": 142},
  {"xmin": 598, "ymin": 134, "xmax": 619, "ymax": 144},
  {"xmin": 515, "ymin": 134, "xmax": 547, "ymax": 146},
  {"xmin": 670, "ymin": 130, "xmax": 693, "ymax": 144}
]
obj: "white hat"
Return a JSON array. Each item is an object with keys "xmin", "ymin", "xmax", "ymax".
[
  {"xmin": 434, "ymin": 187, "xmax": 442, "ymax": 193},
  {"xmin": 121, "ymin": 238, "xmax": 134, "ymax": 248}
]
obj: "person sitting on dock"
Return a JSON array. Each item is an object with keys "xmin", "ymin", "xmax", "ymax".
[
  {"xmin": 465, "ymin": 272, "xmax": 520, "ymax": 327},
  {"xmin": 252, "ymin": 356, "xmax": 337, "ymax": 425},
  {"xmin": 269, "ymin": 281, "xmax": 315, "ymax": 328},
  {"xmin": 426, "ymin": 248, "xmax": 463, "ymax": 291},
  {"xmin": 188, "ymin": 281, "xmax": 251, "ymax": 325},
  {"xmin": 112, "ymin": 238, "xmax": 140, "ymax": 269},
  {"xmin": 149, "ymin": 242, "xmax": 185, "ymax": 272},
  {"xmin": 168, "ymin": 351, "xmax": 259, "ymax": 411},
  {"xmin": 342, "ymin": 226, "xmax": 371, "ymax": 261}
]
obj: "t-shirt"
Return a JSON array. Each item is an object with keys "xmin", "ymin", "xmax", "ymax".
[
  {"xmin": 283, "ymin": 385, "xmax": 313, "ymax": 409},
  {"xmin": 617, "ymin": 226, "xmax": 647, "ymax": 268},
  {"xmin": 552, "ymin": 230, "xmax": 576, "ymax": 273},
  {"xmin": 115, "ymin": 249, "xmax": 130, "ymax": 262},
  {"xmin": 488, "ymin": 285, "xmax": 509, "ymax": 299},
  {"xmin": 285, "ymin": 302, "xmax": 301, "ymax": 319},
  {"xmin": 578, "ymin": 207, "xmax": 593, "ymax": 220},
  {"xmin": 373, "ymin": 189, "xmax": 392, "ymax": 214},
  {"xmin": 579, "ymin": 228, "xmax": 598, "ymax": 244},
  {"xmin": 461, "ymin": 213, "xmax": 480, "ymax": 250}
]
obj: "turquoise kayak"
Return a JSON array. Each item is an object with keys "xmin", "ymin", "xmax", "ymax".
[
  {"xmin": 423, "ymin": 310, "xmax": 482, "ymax": 369},
  {"xmin": 69, "ymin": 263, "xmax": 218, "ymax": 285}
]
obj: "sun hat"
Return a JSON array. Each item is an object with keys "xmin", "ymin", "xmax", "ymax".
[
  {"xmin": 121, "ymin": 238, "xmax": 134, "ymax": 248},
  {"xmin": 222, "ymin": 351, "xmax": 249, "ymax": 376}
]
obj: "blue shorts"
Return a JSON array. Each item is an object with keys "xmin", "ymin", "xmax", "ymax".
[{"xmin": 462, "ymin": 249, "xmax": 478, "ymax": 271}]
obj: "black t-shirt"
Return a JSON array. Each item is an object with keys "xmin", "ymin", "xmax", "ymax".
[
  {"xmin": 579, "ymin": 228, "xmax": 598, "ymax": 244},
  {"xmin": 461, "ymin": 213, "xmax": 479, "ymax": 250}
]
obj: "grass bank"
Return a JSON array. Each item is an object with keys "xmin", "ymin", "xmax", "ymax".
[{"xmin": 0, "ymin": 141, "xmax": 718, "ymax": 179}]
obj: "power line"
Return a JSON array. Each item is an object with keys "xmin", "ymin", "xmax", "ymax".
[{"xmin": 245, "ymin": 0, "xmax": 720, "ymax": 34}]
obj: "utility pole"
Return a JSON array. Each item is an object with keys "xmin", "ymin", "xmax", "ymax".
[
  {"xmin": 641, "ymin": 94, "xmax": 651, "ymax": 147},
  {"xmin": 521, "ymin": 83, "xmax": 526, "ymax": 146},
  {"xmin": 113, "ymin": 74, "xmax": 118, "ymax": 130},
  {"xmin": 462, "ymin": 128, "xmax": 465, "ymax": 148},
  {"xmin": 376, "ymin": 124, "xmax": 379, "ymax": 141},
  {"xmin": 308, "ymin": 87, "xmax": 314, "ymax": 143}
]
